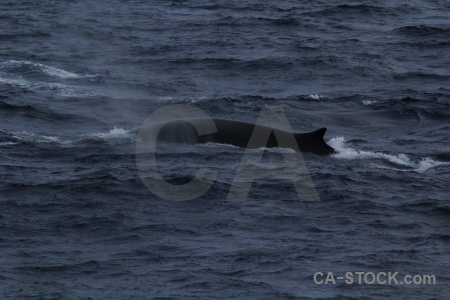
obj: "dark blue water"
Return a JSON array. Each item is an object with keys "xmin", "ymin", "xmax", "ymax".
[{"xmin": 1, "ymin": 1, "xmax": 449, "ymax": 299}]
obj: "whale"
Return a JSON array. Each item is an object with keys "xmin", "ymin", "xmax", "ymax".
[{"xmin": 131, "ymin": 118, "xmax": 335, "ymax": 155}]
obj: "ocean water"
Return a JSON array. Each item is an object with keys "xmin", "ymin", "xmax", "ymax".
[{"xmin": 1, "ymin": 1, "xmax": 449, "ymax": 299}]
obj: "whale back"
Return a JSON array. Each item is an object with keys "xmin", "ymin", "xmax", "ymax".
[
  {"xmin": 132, "ymin": 119, "xmax": 335, "ymax": 155},
  {"xmin": 214, "ymin": 119, "xmax": 334, "ymax": 155}
]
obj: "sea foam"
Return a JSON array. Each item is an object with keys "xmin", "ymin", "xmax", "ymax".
[{"xmin": 328, "ymin": 136, "xmax": 449, "ymax": 173}]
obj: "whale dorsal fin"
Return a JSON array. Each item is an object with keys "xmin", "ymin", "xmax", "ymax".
[{"xmin": 313, "ymin": 128, "xmax": 327, "ymax": 139}]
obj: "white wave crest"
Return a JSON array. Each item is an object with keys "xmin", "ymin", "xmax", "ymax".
[
  {"xmin": 254, "ymin": 146, "xmax": 296, "ymax": 154},
  {"xmin": 308, "ymin": 94, "xmax": 326, "ymax": 100},
  {"xmin": 328, "ymin": 137, "xmax": 450, "ymax": 173},
  {"xmin": 362, "ymin": 100, "xmax": 377, "ymax": 105},
  {"xmin": 1, "ymin": 60, "xmax": 96, "ymax": 79},
  {"xmin": 0, "ymin": 77, "xmax": 29, "ymax": 87},
  {"xmin": 38, "ymin": 63, "xmax": 82, "ymax": 79},
  {"xmin": 86, "ymin": 127, "xmax": 133, "ymax": 140},
  {"xmin": 8, "ymin": 130, "xmax": 67, "ymax": 143},
  {"xmin": 0, "ymin": 142, "xmax": 19, "ymax": 146},
  {"xmin": 1, "ymin": 127, "xmax": 134, "ymax": 145}
]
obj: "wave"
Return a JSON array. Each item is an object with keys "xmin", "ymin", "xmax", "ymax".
[
  {"xmin": 0, "ymin": 76, "xmax": 102, "ymax": 98},
  {"xmin": 0, "ymin": 142, "xmax": 19, "ymax": 146},
  {"xmin": 310, "ymin": 4, "xmax": 395, "ymax": 17},
  {"xmin": 253, "ymin": 17, "xmax": 300, "ymax": 26},
  {"xmin": 362, "ymin": 100, "xmax": 377, "ymax": 105},
  {"xmin": 394, "ymin": 25, "xmax": 450, "ymax": 36},
  {"xmin": 371, "ymin": 97, "xmax": 450, "ymax": 120},
  {"xmin": 164, "ymin": 57, "xmax": 294, "ymax": 71},
  {"xmin": 392, "ymin": 71, "xmax": 450, "ymax": 80},
  {"xmin": 83, "ymin": 127, "xmax": 133, "ymax": 140},
  {"xmin": 328, "ymin": 137, "xmax": 450, "ymax": 173},
  {"xmin": 2, "ymin": 128, "xmax": 448, "ymax": 175},
  {"xmin": 168, "ymin": 94, "xmax": 333, "ymax": 105},
  {"xmin": 0, "ymin": 59, "xmax": 104, "ymax": 98},
  {"xmin": 0, "ymin": 129, "xmax": 67, "ymax": 144},
  {"xmin": 295, "ymin": 94, "xmax": 333, "ymax": 101},
  {"xmin": 0, "ymin": 31, "xmax": 51, "ymax": 40},
  {"xmin": 0, "ymin": 127, "xmax": 133, "ymax": 147},
  {"xmin": 0, "ymin": 99, "xmax": 90, "ymax": 121},
  {"xmin": 0, "ymin": 60, "xmax": 96, "ymax": 79}
]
